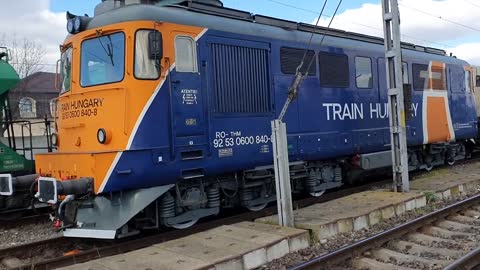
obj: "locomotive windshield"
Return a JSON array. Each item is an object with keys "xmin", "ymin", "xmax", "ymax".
[
  {"xmin": 60, "ymin": 47, "xmax": 72, "ymax": 94},
  {"xmin": 80, "ymin": 32, "xmax": 125, "ymax": 87}
]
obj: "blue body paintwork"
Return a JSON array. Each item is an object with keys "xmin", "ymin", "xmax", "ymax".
[{"xmin": 101, "ymin": 29, "xmax": 478, "ymax": 193}]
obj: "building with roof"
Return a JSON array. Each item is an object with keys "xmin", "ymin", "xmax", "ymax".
[{"xmin": 8, "ymin": 71, "xmax": 58, "ymax": 136}]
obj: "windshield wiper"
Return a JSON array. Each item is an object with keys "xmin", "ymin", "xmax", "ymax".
[{"xmin": 99, "ymin": 35, "xmax": 114, "ymax": 66}]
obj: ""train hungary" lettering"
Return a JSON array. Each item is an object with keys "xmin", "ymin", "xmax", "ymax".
[{"xmin": 61, "ymin": 98, "xmax": 104, "ymax": 112}]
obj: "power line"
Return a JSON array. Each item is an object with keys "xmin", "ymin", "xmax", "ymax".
[
  {"xmin": 399, "ymin": 3, "xmax": 480, "ymax": 33},
  {"xmin": 462, "ymin": 0, "xmax": 480, "ymax": 9},
  {"xmin": 305, "ymin": 0, "xmax": 344, "ymax": 76},
  {"xmin": 278, "ymin": 0, "xmax": 343, "ymax": 121},
  {"xmin": 265, "ymin": 0, "xmax": 319, "ymax": 15},
  {"xmin": 299, "ymin": 0, "xmax": 328, "ymax": 67},
  {"xmin": 264, "ymin": 0, "xmax": 455, "ymax": 49}
]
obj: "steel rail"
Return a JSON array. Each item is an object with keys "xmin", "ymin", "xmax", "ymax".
[
  {"xmin": 443, "ymin": 246, "xmax": 480, "ymax": 270},
  {"xmin": 288, "ymin": 193, "xmax": 480, "ymax": 270}
]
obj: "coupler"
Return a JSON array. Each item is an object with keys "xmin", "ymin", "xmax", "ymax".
[
  {"xmin": 36, "ymin": 177, "xmax": 94, "ymax": 204},
  {"xmin": 0, "ymin": 174, "xmax": 39, "ymax": 196}
]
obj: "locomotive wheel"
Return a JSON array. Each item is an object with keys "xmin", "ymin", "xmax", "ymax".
[
  {"xmin": 446, "ymin": 159, "xmax": 456, "ymax": 166},
  {"xmin": 246, "ymin": 203, "xmax": 268, "ymax": 212},
  {"xmin": 168, "ymin": 218, "xmax": 199, "ymax": 229},
  {"xmin": 309, "ymin": 189, "xmax": 326, "ymax": 197},
  {"xmin": 424, "ymin": 163, "xmax": 433, "ymax": 171}
]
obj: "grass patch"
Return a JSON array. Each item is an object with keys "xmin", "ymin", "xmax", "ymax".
[{"xmin": 424, "ymin": 191, "xmax": 438, "ymax": 204}]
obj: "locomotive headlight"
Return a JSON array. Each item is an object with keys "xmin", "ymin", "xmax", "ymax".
[
  {"xmin": 97, "ymin": 128, "xmax": 111, "ymax": 144},
  {"xmin": 66, "ymin": 19, "xmax": 74, "ymax": 34},
  {"xmin": 73, "ymin": 16, "xmax": 81, "ymax": 33},
  {"xmin": 97, "ymin": 128, "xmax": 106, "ymax": 144},
  {"xmin": 51, "ymin": 133, "xmax": 59, "ymax": 147}
]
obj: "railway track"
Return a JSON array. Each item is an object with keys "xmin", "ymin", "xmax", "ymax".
[
  {"xmin": 3, "ymin": 152, "xmax": 478, "ymax": 230},
  {"xmin": 0, "ymin": 213, "xmax": 50, "ymax": 230},
  {"xmin": 289, "ymin": 193, "xmax": 480, "ymax": 270},
  {"xmin": 2, "ymin": 158, "xmax": 480, "ymax": 269},
  {"xmin": 0, "ymin": 178, "xmax": 391, "ymax": 270}
]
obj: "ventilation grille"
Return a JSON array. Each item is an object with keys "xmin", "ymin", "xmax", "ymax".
[
  {"xmin": 211, "ymin": 43, "xmax": 271, "ymax": 114},
  {"xmin": 280, "ymin": 47, "xmax": 316, "ymax": 75},
  {"xmin": 319, "ymin": 52, "xmax": 349, "ymax": 88}
]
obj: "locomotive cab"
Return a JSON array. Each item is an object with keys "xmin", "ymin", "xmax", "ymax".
[{"xmin": 35, "ymin": 4, "xmax": 218, "ymax": 237}]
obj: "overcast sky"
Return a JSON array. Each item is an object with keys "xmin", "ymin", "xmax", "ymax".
[{"xmin": 1, "ymin": 0, "xmax": 479, "ymax": 72}]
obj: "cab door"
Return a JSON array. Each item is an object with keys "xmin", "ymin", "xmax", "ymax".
[
  {"xmin": 449, "ymin": 65, "xmax": 476, "ymax": 139},
  {"xmin": 170, "ymin": 33, "xmax": 207, "ymax": 150}
]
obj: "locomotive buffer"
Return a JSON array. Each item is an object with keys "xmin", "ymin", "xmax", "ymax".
[{"xmin": 381, "ymin": 0, "xmax": 410, "ymax": 192}]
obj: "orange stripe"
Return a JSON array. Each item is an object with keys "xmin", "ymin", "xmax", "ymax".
[{"xmin": 426, "ymin": 96, "xmax": 451, "ymax": 143}]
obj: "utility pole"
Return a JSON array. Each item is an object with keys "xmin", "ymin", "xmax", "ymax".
[{"xmin": 381, "ymin": 0, "xmax": 410, "ymax": 192}]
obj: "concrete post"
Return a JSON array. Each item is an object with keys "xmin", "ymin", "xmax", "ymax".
[{"xmin": 271, "ymin": 119, "xmax": 294, "ymax": 227}]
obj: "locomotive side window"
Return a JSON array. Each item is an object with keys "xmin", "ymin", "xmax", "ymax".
[
  {"xmin": 60, "ymin": 47, "xmax": 72, "ymax": 94},
  {"xmin": 174, "ymin": 36, "xmax": 198, "ymax": 73},
  {"xmin": 80, "ymin": 32, "xmax": 125, "ymax": 87},
  {"xmin": 134, "ymin": 30, "xmax": 160, "ymax": 79},
  {"xmin": 465, "ymin": 70, "xmax": 472, "ymax": 92},
  {"xmin": 430, "ymin": 63, "xmax": 447, "ymax": 90},
  {"xmin": 413, "ymin": 63, "xmax": 446, "ymax": 91},
  {"xmin": 355, "ymin": 56, "xmax": 372, "ymax": 89},
  {"xmin": 280, "ymin": 47, "xmax": 316, "ymax": 75},
  {"xmin": 319, "ymin": 52, "xmax": 349, "ymax": 88},
  {"xmin": 412, "ymin": 64, "xmax": 429, "ymax": 91},
  {"xmin": 402, "ymin": 62, "xmax": 409, "ymax": 84}
]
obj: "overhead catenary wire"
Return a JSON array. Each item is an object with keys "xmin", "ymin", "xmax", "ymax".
[
  {"xmin": 276, "ymin": 0, "xmax": 328, "ymax": 121},
  {"xmin": 304, "ymin": 0, "xmax": 343, "ymax": 76},
  {"xmin": 296, "ymin": 0, "xmax": 328, "ymax": 74},
  {"xmin": 265, "ymin": 0, "xmax": 320, "ymax": 15},
  {"xmin": 277, "ymin": 0, "xmax": 343, "ymax": 121},
  {"xmin": 400, "ymin": 3, "xmax": 480, "ymax": 33},
  {"xmin": 265, "ymin": 0, "xmax": 459, "ymax": 49},
  {"xmin": 461, "ymin": 0, "xmax": 480, "ymax": 9}
]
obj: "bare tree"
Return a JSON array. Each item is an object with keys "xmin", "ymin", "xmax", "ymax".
[
  {"xmin": 5, "ymin": 35, "xmax": 47, "ymax": 78},
  {"xmin": 0, "ymin": 34, "xmax": 47, "ymax": 124}
]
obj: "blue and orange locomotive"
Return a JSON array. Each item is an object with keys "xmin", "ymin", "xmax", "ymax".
[{"xmin": 2, "ymin": 0, "xmax": 476, "ymax": 238}]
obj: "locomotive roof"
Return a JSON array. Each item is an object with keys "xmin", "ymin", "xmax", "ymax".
[{"xmin": 83, "ymin": 2, "xmax": 468, "ymax": 66}]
